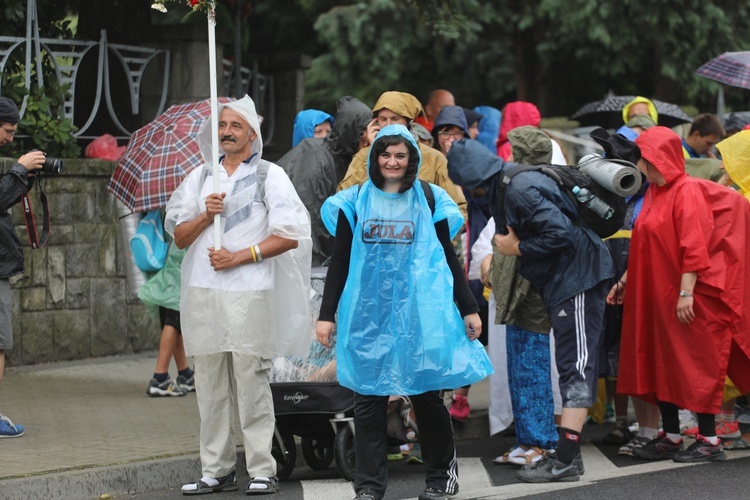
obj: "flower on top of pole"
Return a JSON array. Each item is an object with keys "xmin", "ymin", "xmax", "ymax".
[{"xmin": 151, "ymin": 1, "xmax": 216, "ymax": 21}]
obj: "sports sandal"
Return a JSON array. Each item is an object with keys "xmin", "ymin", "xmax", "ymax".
[
  {"xmin": 493, "ymin": 445, "xmax": 527, "ymax": 464},
  {"xmin": 246, "ymin": 476, "xmax": 278, "ymax": 495},
  {"xmin": 509, "ymin": 446, "xmax": 545, "ymax": 465},
  {"xmin": 182, "ymin": 469, "xmax": 238, "ymax": 495}
]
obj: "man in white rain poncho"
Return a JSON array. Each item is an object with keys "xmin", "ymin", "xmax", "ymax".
[{"xmin": 165, "ymin": 95, "xmax": 311, "ymax": 496}]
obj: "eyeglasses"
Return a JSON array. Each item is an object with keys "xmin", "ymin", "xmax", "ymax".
[
  {"xmin": 437, "ymin": 130, "xmax": 465, "ymax": 140},
  {"xmin": 1, "ymin": 126, "xmax": 16, "ymax": 138}
]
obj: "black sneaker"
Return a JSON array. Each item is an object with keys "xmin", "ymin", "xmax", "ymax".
[
  {"xmin": 574, "ymin": 453, "xmax": 585, "ymax": 476},
  {"xmin": 632, "ymin": 432, "xmax": 684, "ymax": 460},
  {"xmin": 673, "ymin": 435, "xmax": 727, "ymax": 463},
  {"xmin": 418, "ymin": 487, "xmax": 447, "ymax": 500},
  {"xmin": 515, "ymin": 451, "xmax": 580, "ymax": 483}
]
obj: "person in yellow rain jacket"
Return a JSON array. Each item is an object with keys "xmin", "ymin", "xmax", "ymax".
[{"xmin": 337, "ymin": 91, "xmax": 467, "ymax": 221}]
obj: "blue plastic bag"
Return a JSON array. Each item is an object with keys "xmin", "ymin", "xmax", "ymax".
[{"xmin": 130, "ymin": 210, "xmax": 168, "ymax": 272}]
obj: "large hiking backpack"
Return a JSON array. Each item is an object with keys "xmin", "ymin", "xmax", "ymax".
[{"xmin": 498, "ymin": 164, "xmax": 626, "ymax": 239}]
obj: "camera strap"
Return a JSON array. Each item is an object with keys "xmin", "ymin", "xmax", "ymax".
[{"xmin": 20, "ymin": 178, "xmax": 51, "ymax": 249}]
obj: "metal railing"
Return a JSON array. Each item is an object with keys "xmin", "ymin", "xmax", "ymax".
[
  {"xmin": 0, "ymin": 0, "xmax": 275, "ymax": 141},
  {"xmin": 0, "ymin": 30, "xmax": 170, "ymax": 139}
]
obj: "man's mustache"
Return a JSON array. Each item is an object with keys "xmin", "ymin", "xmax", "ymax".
[{"xmin": 220, "ymin": 135, "xmax": 236, "ymax": 142}]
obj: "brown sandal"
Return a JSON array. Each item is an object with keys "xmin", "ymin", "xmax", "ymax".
[
  {"xmin": 493, "ymin": 445, "xmax": 528, "ymax": 464},
  {"xmin": 517, "ymin": 446, "xmax": 545, "ymax": 464}
]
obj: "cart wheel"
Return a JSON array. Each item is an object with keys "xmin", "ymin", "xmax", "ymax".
[
  {"xmin": 334, "ymin": 423, "xmax": 356, "ymax": 482},
  {"xmin": 272, "ymin": 425, "xmax": 297, "ymax": 481},
  {"xmin": 301, "ymin": 437, "xmax": 334, "ymax": 470}
]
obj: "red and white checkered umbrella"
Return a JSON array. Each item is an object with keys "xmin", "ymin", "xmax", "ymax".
[
  {"xmin": 696, "ymin": 51, "xmax": 750, "ymax": 90},
  {"xmin": 108, "ymin": 97, "xmax": 235, "ymax": 213}
]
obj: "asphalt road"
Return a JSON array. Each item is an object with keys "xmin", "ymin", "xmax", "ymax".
[{"xmin": 113, "ymin": 424, "xmax": 750, "ymax": 500}]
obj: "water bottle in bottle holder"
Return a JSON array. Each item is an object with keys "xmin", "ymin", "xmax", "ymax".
[{"xmin": 572, "ymin": 186, "xmax": 615, "ymax": 220}]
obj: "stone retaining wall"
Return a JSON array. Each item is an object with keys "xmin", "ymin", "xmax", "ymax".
[{"xmin": 1, "ymin": 157, "xmax": 160, "ymax": 366}]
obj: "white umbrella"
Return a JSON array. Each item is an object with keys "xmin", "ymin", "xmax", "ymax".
[{"xmin": 152, "ymin": 0, "xmax": 222, "ymax": 248}]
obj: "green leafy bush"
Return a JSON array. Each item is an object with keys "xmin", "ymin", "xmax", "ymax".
[{"xmin": 1, "ymin": 0, "xmax": 81, "ymax": 158}]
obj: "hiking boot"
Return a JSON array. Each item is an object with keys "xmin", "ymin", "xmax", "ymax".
[
  {"xmin": 515, "ymin": 450, "xmax": 580, "ymax": 483},
  {"xmin": 632, "ymin": 432, "xmax": 683, "ymax": 460},
  {"xmin": 618, "ymin": 435, "xmax": 651, "ymax": 456},
  {"xmin": 0, "ymin": 414, "xmax": 24, "ymax": 438},
  {"xmin": 176, "ymin": 373, "xmax": 196, "ymax": 393},
  {"xmin": 449, "ymin": 394, "xmax": 470, "ymax": 422},
  {"xmin": 418, "ymin": 487, "xmax": 448, "ymax": 500},
  {"xmin": 673, "ymin": 435, "xmax": 726, "ymax": 463},
  {"xmin": 146, "ymin": 376, "xmax": 185, "ymax": 397},
  {"xmin": 602, "ymin": 422, "xmax": 636, "ymax": 445}
]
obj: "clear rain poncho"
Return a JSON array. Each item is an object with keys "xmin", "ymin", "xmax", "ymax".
[
  {"xmin": 165, "ymin": 96, "xmax": 312, "ymax": 359},
  {"xmin": 321, "ymin": 124, "xmax": 493, "ymax": 396}
]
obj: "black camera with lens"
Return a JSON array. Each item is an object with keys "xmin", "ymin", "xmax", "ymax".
[{"xmin": 31, "ymin": 149, "xmax": 63, "ymax": 175}]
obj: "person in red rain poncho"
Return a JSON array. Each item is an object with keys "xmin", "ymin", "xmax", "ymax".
[
  {"xmin": 495, "ymin": 102, "xmax": 541, "ymax": 160},
  {"xmin": 607, "ymin": 126, "xmax": 750, "ymax": 463}
]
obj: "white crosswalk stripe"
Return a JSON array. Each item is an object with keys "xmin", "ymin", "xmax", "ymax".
[
  {"xmin": 301, "ymin": 478, "xmax": 355, "ymax": 499},
  {"xmin": 455, "ymin": 457, "xmax": 493, "ymax": 493},
  {"xmin": 293, "ymin": 443, "xmax": 750, "ymax": 499}
]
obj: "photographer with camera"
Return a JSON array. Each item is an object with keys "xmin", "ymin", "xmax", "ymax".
[{"xmin": 0, "ymin": 96, "xmax": 45, "ymax": 438}]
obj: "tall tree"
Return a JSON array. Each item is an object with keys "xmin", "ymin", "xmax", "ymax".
[{"xmin": 298, "ymin": 0, "xmax": 750, "ymax": 115}]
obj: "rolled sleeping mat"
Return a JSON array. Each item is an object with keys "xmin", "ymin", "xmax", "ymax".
[{"xmin": 577, "ymin": 154, "xmax": 642, "ymax": 197}]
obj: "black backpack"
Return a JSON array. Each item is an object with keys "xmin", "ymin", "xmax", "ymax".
[{"xmin": 497, "ymin": 164, "xmax": 626, "ymax": 239}]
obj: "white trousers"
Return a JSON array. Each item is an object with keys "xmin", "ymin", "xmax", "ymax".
[{"xmin": 194, "ymin": 352, "xmax": 276, "ymax": 478}]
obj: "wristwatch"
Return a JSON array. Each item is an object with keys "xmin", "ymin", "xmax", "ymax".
[{"xmin": 679, "ymin": 290, "xmax": 693, "ymax": 298}]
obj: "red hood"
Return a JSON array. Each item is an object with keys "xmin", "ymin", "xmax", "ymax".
[
  {"xmin": 635, "ymin": 126, "xmax": 686, "ymax": 184},
  {"xmin": 498, "ymin": 101, "xmax": 541, "ymax": 144}
]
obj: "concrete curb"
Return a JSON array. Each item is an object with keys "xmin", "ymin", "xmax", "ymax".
[{"xmin": 0, "ymin": 455, "xmax": 201, "ymax": 500}]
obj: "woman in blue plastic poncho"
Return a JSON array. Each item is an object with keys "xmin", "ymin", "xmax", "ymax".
[{"xmin": 316, "ymin": 124, "xmax": 493, "ymax": 500}]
